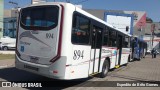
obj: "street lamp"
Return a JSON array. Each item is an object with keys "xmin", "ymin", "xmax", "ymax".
[
  {"xmin": 8, "ymin": 1, "xmax": 19, "ymax": 18},
  {"xmin": 9, "ymin": 1, "xmax": 18, "ymax": 8},
  {"xmin": 151, "ymin": 24, "xmax": 155, "ymax": 48}
]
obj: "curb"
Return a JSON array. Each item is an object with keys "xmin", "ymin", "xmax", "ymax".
[
  {"xmin": 0, "ymin": 64, "xmax": 14, "ymax": 69},
  {"xmin": 0, "ymin": 65, "xmax": 8, "ymax": 69}
]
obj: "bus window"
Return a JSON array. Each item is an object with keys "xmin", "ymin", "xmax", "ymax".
[
  {"xmin": 71, "ymin": 14, "xmax": 90, "ymax": 45},
  {"xmin": 102, "ymin": 28, "xmax": 109, "ymax": 46},
  {"xmin": 108, "ymin": 29, "xmax": 116, "ymax": 47},
  {"xmin": 20, "ymin": 6, "xmax": 59, "ymax": 30},
  {"xmin": 123, "ymin": 36, "xmax": 130, "ymax": 48},
  {"xmin": 91, "ymin": 26, "xmax": 102, "ymax": 48}
]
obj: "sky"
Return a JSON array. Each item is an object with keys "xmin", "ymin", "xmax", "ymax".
[{"xmin": 4, "ymin": 0, "xmax": 160, "ymax": 22}]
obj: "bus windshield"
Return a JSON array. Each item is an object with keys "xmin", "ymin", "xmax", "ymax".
[{"xmin": 20, "ymin": 6, "xmax": 59, "ymax": 30}]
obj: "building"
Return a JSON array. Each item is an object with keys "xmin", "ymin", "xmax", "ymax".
[
  {"xmin": 0, "ymin": 0, "xmax": 4, "ymax": 38},
  {"xmin": 3, "ymin": 17, "xmax": 17, "ymax": 38},
  {"xmin": 85, "ymin": 9, "xmax": 146, "ymax": 37},
  {"xmin": 3, "ymin": 9, "xmax": 17, "ymax": 38},
  {"xmin": 85, "ymin": 9, "xmax": 160, "ymax": 52},
  {"xmin": 143, "ymin": 22, "xmax": 160, "ymax": 51},
  {"xmin": 104, "ymin": 12, "xmax": 134, "ymax": 35},
  {"xmin": 32, "ymin": 0, "xmax": 47, "ymax": 4},
  {"xmin": 3, "ymin": 0, "xmax": 47, "ymax": 38}
]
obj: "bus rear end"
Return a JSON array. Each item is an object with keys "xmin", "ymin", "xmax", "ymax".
[{"xmin": 15, "ymin": 3, "xmax": 67, "ymax": 79}]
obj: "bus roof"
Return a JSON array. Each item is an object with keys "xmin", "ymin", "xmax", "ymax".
[{"xmin": 22, "ymin": 2, "xmax": 132, "ymax": 37}]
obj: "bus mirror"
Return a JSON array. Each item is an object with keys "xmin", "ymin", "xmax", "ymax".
[{"xmin": 126, "ymin": 26, "xmax": 129, "ymax": 32}]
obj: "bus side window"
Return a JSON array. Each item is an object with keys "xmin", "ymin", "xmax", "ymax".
[
  {"xmin": 123, "ymin": 36, "xmax": 129, "ymax": 48},
  {"xmin": 108, "ymin": 29, "xmax": 116, "ymax": 47},
  {"xmin": 102, "ymin": 28, "xmax": 109, "ymax": 46},
  {"xmin": 71, "ymin": 13, "xmax": 90, "ymax": 45}
]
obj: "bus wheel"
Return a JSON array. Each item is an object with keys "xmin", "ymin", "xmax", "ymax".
[
  {"xmin": 128, "ymin": 55, "xmax": 130, "ymax": 62},
  {"xmin": 100, "ymin": 60, "xmax": 109, "ymax": 78},
  {"xmin": 138, "ymin": 56, "xmax": 141, "ymax": 61}
]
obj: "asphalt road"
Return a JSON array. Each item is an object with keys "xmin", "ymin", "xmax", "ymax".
[
  {"xmin": 0, "ymin": 55, "xmax": 160, "ymax": 90},
  {"xmin": 0, "ymin": 67, "xmax": 89, "ymax": 90},
  {"xmin": 0, "ymin": 66, "xmax": 123, "ymax": 90}
]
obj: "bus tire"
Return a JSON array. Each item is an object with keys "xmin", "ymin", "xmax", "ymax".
[
  {"xmin": 128, "ymin": 55, "xmax": 131, "ymax": 62},
  {"xmin": 138, "ymin": 57, "xmax": 141, "ymax": 61},
  {"xmin": 100, "ymin": 60, "xmax": 109, "ymax": 78}
]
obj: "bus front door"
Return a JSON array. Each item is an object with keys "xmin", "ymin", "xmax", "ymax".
[
  {"xmin": 116, "ymin": 34, "xmax": 123, "ymax": 66},
  {"xmin": 89, "ymin": 25, "xmax": 102, "ymax": 75}
]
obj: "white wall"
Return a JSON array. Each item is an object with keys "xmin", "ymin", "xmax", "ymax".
[
  {"xmin": 143, "ymin": 35, "xmax": 160, "ymax": 50},
  {"xmin": 32, "ymin": 0, "xmax": 47, "ymax": 4},
  {"xmin": 106, "ymin": 15, "xmax": 132, "ymax": 35}
]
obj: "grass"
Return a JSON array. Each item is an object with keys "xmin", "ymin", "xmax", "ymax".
[{"xmin": 0, "ymin": 54, "xmax": 15, "ymax": 60}]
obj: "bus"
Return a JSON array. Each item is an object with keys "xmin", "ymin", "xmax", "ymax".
[
  {"xmin": 15, "ymin": 2, "xmax": 132, "ymax": 80},
  {"xmin": 131, "ymin": 37, "xmax": 147, "ymax": 60}
]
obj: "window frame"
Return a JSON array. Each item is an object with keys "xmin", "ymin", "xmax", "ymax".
[
  {"xmin": 108, "ymin": 28, "xmax": 117, "ymax": 47},
  {"xmin": 20, "ymin": 5, "xmax": 59, "ymax": 30},
  {"xmin": 123, "ymin": 35, "xmax": 130, "ymax": 48},
  {"xmin": 102, "ymin": 26, "xmax": 109, "ymax": 46},
  {"xmin": 71, "ymin": 12, "xmax": 91, "ymax": 45}
]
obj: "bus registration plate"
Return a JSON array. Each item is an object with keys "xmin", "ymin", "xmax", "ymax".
[{"xmin": 30, "ymin": 56, "xmax": 39, "ymax": 63}]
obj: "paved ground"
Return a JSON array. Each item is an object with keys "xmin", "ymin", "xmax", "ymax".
[
  {"xmin": 109, "ymin": 55, "xmax": 160, "ymax": 81},
  {"xmin": 0, "ymin": 54, "xmax": 160, "ymax": 90},
  {"xmin": 0, "ymin": 59, "xmax": 15, "ymax": 69},
  {"xmin": 0, "ymin": 50, "xmax": 15, "ymax": 68},
  {"xmin": 65, "ymin": 55, "xmax": 160, "ymax": 90}
]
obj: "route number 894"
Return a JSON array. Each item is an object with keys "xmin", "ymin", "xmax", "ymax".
[{"xmin": 73, "ymin": 50, "xmax": 84, "ymax": 60}]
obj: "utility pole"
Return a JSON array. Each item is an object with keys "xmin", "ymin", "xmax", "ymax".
[
  {"xmin": 8, "ymin": 1, "xmax": 19, "ymax": 38},
  {"xmin": 9, "ymin": 1, "xmax": 18, "ymax": 8},
  {"xmin": 138, "ymin": 22, "xmax": 143, "ymax": 39},
  {"xmin": 9, "ymin": 1, "xmax": 19, "ymax": 18},
  {"xmin": 151, "ymin": 24, "xmax": 155, "ymax": 48}
]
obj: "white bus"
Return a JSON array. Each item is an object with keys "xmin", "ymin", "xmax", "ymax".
[{"xmin": 15, "ymin": 2, "xmax": 132, "ymax": 80}]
